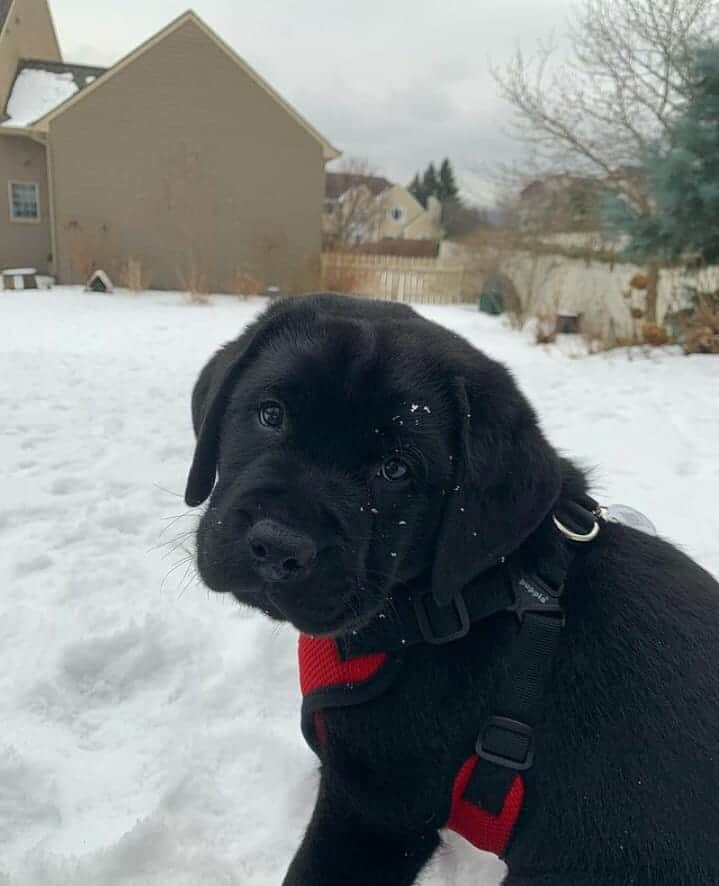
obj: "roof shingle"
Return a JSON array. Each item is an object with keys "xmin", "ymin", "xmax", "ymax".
[{"xmin": 326, "ymin": 172, "xmax": 393, "ymax": 200}]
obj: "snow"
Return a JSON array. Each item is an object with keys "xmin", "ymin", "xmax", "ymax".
[
  {"xmin": 2, "ymin": 69, "xmax": 78, "ymax": 127},
  {"xmin": 1, "ymin": 288, "xmax": 717, "ymax": 886}
]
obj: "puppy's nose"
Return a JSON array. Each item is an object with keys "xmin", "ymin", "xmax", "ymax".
[{"xmin": 246, "ymin": 519, "xmax": 317, "ymax": 583}]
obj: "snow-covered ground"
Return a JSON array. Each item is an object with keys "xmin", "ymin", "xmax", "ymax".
[{"xmin": 1, "ymin": 289, "xmax": 717, "ymax": 886}]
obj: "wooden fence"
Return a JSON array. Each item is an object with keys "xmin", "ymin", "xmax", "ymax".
[{"xmin": 320, "ymin": 252, "xmax": 466, "ymax": 304}]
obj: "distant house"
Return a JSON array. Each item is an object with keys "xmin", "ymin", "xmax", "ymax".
[
  {"xmin": 517, "ymin": 174, "xmax": 604, "ymax": 234},
  {"xmin": 0, "ymin": 0, "xmax": 339, "ymax": 290},
  {"xmin": 324, "ymin": 172, "xmax": 442, "ymax": 247}
]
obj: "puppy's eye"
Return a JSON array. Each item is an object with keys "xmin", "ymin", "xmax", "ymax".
[
  {"xmin": 259, "ymin": 400, "xmax": 284, "ymax": 428},
  {"xmin": 380, "ymin": 457, "xmax": 410, "ymax": 482}
]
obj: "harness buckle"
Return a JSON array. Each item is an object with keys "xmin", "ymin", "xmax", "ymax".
[
  {"xmin": 476, "ymin": 716, "xmax": 534, "ymax": 771},
  {"xmin": 509, "ymin": 573, "xmax": 566, "ymax": 625},
  {"xmin": 414, "ymin": 590, "xmax": 470, "ymax": 645}
]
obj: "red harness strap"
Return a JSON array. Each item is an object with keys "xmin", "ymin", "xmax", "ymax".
[
  {"xmin": 299, "ymin": 634, "xmax": 387, "ymax": 695},
  {"xmin": 448, "ymin": 755, "xmax": 524, "ymax": 856},
  {"xmin": 298, "ymin": 635, "xmax": 524, "ymax": 858}
]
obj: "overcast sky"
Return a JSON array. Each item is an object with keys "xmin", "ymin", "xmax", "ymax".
[{"xmin": 50, "ymin": 0, "xmax": 573, "ymax": 202}]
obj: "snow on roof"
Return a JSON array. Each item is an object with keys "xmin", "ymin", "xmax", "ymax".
[{"xmin": 2, "ymin": 67, "xmax": 79, "ymax": 127}]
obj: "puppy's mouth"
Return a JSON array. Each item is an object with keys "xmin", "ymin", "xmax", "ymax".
[
  {"xmin": 224, "ymin": 575, "xmax": 385, "ymax": 637},
  {"xmin": 263, "ymin": 580, "xmax": 388, "ymax": 637},
  {"xmin": 260, "ymin": 589, "xmax": 345, "ymax": 635}
]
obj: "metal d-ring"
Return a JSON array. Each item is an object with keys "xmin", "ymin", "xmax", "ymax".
[{"xmin": 552, "ymin": 513, "xmax": 601, "ymax": 543}]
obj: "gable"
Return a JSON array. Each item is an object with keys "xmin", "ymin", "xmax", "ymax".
[
  {"xmin": 0, "ymin": 0, "xmax": 62, "ymax": 111},
  {"xmin": 0, "ymin": 0, "xmax": 60, "ymax": 50},
  {"xmin": 0, "ymin": 0, "xmax": 11, "ymax": 36},
  {"xmin": 34, "ymin": 12, "xmax": 338, "ymax": 160},
  {"xmin": 382, "ymin": 185, "xmax": 425, "ymax": 218}
]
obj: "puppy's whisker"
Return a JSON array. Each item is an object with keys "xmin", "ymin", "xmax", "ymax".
[
  {"xmin": 160, "ymin": 549, "xmax": 196, "ymax": 593},
  {"xmin": 153, "ymin": 482, "xmax": 186, "ymax": 500},
  {"xmin": 176, "ymin": 561, "xmax": 201, "ymax": 599},
  {"xmin": 148, "ymin": 530, "xmax": 197, "ymax": 558},
  {"xmin": 157, "ymin": 512, "xmax": 199, "ymax": 538}
]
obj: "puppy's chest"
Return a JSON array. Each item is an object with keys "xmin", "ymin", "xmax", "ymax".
[
  {"xmin": 298, "ymin": 629, "xmax": 508, "ymax": 829},
  {"xmin": 316, "ymin": 678, "xmax": 480, "ymax": 830}
]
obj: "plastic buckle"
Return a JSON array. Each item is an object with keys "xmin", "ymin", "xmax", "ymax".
[
  {"xmin": 509, "ymin": 573, "xmax": 566, "ymax": 625},
  {"xmin": 476, "ymin": 716, "xmax": 535, "ymax": 771},
  {"xmin": 414, "ymin": 591, "xmax": 470, "ymax": 645}
]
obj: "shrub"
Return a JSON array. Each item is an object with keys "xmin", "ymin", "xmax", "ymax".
[
  {"xmin": 684, "ymin": 297, "xmax": 719, "ymax": 353},
  {"xmin": 641, "ymin": 322, "xmax": 670, "ymax": 346},
  {"xmin": 117, "ymin": 258, "xmax": 152, "ymax": 292},
  {"xmin": 229, "ymin": 268, "xmax": 264, "ymax": 298}
]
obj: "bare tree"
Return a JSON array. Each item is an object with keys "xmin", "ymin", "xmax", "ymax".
[
  {"xmin": 493, "ymin": 0, "xmax": 718, "ymax": 320},
  {"xmin": 325, "ymin": 157, "xmax": 389, "ymax": 249}
]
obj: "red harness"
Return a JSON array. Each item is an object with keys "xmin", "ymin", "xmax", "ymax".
[
  {"xmin": 298, "ymin": 634, "xmax": 525, "ymax": 857},
  {"xmin": 295, "ymin": 498, "xmax": 601, "ymax": 859}
]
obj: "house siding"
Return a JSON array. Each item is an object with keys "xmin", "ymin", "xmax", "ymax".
[
  {"xmin": 48, "ymin": 20, "xmax": 325, "ymax": 292},
  {"xmin": 0, "ymin": 132, "xmax": 51, "ymax": 271},
  {"xmin": 377, "ymin": 188, "xmax": 427, "ymax": 240},
  {"xmin": 0, "ymin": 0, "xmax": 62, "ymax": 111}
]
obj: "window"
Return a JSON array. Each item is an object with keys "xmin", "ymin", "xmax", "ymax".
[
  {"xmin": 389, "ymin": 205, "xmax": 404, "ymax": 222},
  {"xmin": 9, "ymin": 182, "xmax": 40, "ymax": 222}
]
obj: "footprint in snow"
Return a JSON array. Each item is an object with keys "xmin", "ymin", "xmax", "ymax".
[
  {"xmin": 13, "ymin": 554, "xmax": 54, "ymax": 577},
  {"xmin": 49, "ymin": 476, "xmax": 88, "ymax": 496},
  {"xmin": 99, "ymin": 511, "xmax": 146, "ymax": 535}
]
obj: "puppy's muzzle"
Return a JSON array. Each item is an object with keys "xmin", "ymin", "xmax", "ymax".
[{"xmin": 246, "ymin": 519, "xmax": 318, "ymax": 583}]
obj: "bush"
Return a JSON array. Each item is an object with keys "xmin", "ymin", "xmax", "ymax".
[
  {"xmin": 320, "ymin": 253, "xmax": 367, "ymax": 293},
  {"xmin": 666, "ymin": 288, "xmax": 719, "ymax": 354},
  {"xmin": 641, "ymin": 322, "xmax": 670, "ymax": 347},
  {"xmin": 684, "ymin": 297, "xmax": 719, "ymax": 353},
  {"xmin": 229, "ymin": 268, "xmax": 264, "ymax": 297},
  {"xmin": 117, "ymin": 258, "xmax": 152, "ymax": 292}
]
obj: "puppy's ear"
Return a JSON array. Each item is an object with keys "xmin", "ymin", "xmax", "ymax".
[
  {"xmin": 185, "ymin": 307, "xmax": 292, "ymax": 507},
  {"xmin": 431, "ymin": 369, "xmax": 561, "ymax": 606}
]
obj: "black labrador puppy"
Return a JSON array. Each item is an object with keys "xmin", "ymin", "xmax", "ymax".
[{"xmin": 185, "ymin": 293, "xmax": 719, "ymax": 886}]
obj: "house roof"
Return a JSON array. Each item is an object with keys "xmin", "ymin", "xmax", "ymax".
[
  {"xmin": 326, "ymin": 172, "xmax": 393, "ymax": 199},
  {"xmin": 2, "ymin": 59, "xmax": 107, "ymax": 126},
  {"xmin": 0, "ymin": 0, "xmax": 12, "ymax": 36},
  {"xmin": 30, "ymin": 10, "xmax": 340, "ymax": 161}
]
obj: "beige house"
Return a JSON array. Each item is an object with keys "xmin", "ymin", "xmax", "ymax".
[
  {"xmin": 324, "ymin": 172, "xmax": 442, "ymax": 247},
  {"xmin": 0, "ymin": 0, "xmax": 339, "ymax": 291},
  {"xmin": 517, "ymin": 174, "xmax": 605, "ymax": 235}
]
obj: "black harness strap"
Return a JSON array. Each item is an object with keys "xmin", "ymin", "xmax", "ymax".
[
  {"xmin": 339, "ymin": 564, "xmax": 515, "ymax": 659},
  {"xmin": 337, "ymin": 498, "xmax": 598, "ymax": 824},
  {"xmin": 470, "ymin": 611, "xmax": 566, "ymax": 813},
  {"xmin": 468, "ymin": 538, "xmax": 576, "ymax": 815}
]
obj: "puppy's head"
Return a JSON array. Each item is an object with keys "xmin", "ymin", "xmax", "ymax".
[{"xmin": 186, "ymin": 294, "xmax": 561, "ymax": 636}]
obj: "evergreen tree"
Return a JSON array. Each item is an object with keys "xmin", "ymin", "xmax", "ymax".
[
  {"xmin": 437, "ymin": 158, "xmax": 460, "ymax": 202},
  {"xmin": 604, "ymin": 43, "xmax": 719, "ymax": 264},
  {"xmin": 422, "ymin": 163, "xmax": 439, "ymax": 203},
  {"xmin": 408, "ymin": 173, "xmax": 426, "ymax": 208}
]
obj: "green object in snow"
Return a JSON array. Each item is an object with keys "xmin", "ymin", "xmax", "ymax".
[{"xmin": 478, "ymin": 274, "xmax": 505, "ymax": 315}]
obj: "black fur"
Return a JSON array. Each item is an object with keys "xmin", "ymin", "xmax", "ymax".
[{"xmin": 187, "ymin": 293, "xmax": 719, "ymax": 885}]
